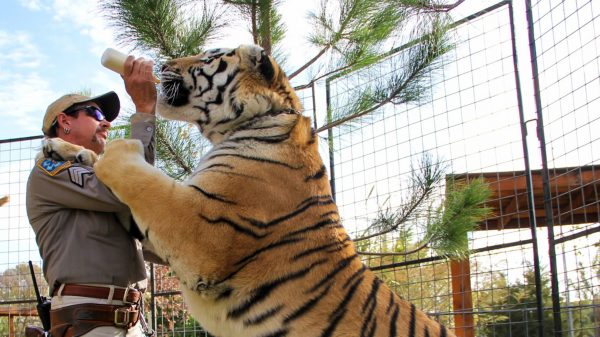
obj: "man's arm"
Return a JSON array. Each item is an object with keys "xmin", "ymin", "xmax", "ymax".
[
  {"xmin": 130, "ymin": 113, "xmax": 156, "ymax": 164},
  {"xmin": 123, "ymin": 56, "xmax": 156, "ymax": 115},
  {"xmin": 122, "ymin": 56, "xmax": 157, "ymax": 164},
  {"xmin": 120, "ymin": 55, "xmax": 168, "ymax": 265}
]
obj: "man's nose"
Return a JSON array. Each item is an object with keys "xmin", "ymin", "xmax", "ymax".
[{"xmin": 100, "ymin": 119, "xmax": 111, "ymax": 129}]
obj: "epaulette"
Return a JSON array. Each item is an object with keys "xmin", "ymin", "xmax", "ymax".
[{"xmin": 37, "ymin": 158, "xmax": 72, "ymax": 176}]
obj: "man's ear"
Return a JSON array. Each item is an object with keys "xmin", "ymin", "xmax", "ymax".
[{"xmin": 56, "ymin": 113, "xmax": 71, "ymax": 128}]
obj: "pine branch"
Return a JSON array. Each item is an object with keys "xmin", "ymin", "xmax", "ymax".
[
  {"xmin": 288, "ymin": 45, "xmax": 330, "ymax": 80},
  {"xmin": 156, "ymin": 128, "xmax": 193, "ymax": 176},
  {"xmin": 294, "ymin": 0, "xmax": 405, "ymax": 80},
  {"xmin": 222, "ymin": 0, "xmax": 285, "ymax": 54},
  {"xmin": 100, "ymin": 0, "xmax": 226, "ymax": 58},
  {"xmin": 319, "ymin": 18, "xmax": 452, "ymax": 132},
  {"xmin": 425, "ymin": 177, "xmax": 492, "ymax": 258},
  {"xmin": 297, "ymin": 0, "xmax": 368, "ymax": 79},
  {"xmin": 294, "ymin": 55, "xmax": 382, "ymax": 89},
  {"xmin": 354, "ymin": 160, "xmax": 491, "ymax": 259},
  {"xmin": 291, "ymin": 0, "xmax": 456, "ymax": 84},
  {"xmin": 355, "ymin": 154, "xmax": 443, "ymax": 242},
  {"xmin": 409, "ymin": 0, "xmax": 465, "ymax": 13},
  {"xmin": 357, "ymin": 240, "xmax": 429, "ymax": 256},
  {"xmin": 153, "ymin": 119, "xmax": 209, "ymax": 180}
]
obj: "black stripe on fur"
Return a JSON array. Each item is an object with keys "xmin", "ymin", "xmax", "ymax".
[
  {"xmin": 207, "ymin": 153, "xmax": 303, "ymax": 170},
  {"xmin": 284, "ymin": 283, "xmax": 332, "ymax": 324},
  {"xmin": 189, "ymin": 184, "xmax": 236, "ymax": 204},
  {"xmin": 409, "ymin": 304, "xmax": 416, "ymax": 337},
  {"xmin": 305, "ymin": 165, "xmax": 327, "ymax": 182},
  {"xmin": 199, "ymin": 214, "xmax": 267, "ymax": 239},
  {"xmin": 320, "ymin": 275, "xmax": 364, "ymax": 337},
  {"xmin": 242, "ymin": 196, "xmax": 334, "ymax": 229},
  {"xmin": 228, "ymin": 259, "xmax": 328, "ymax": 319},
  {"xmin": 244, "ymin": 304, "xmax": 284, "ymax": 326},
  {"xmin": 308, "ymin": 254, "xmax": 358, "ymax": 293},
  {"xmin": 389, "ymin": 303, "xmax": 400, "ymax": 337}
]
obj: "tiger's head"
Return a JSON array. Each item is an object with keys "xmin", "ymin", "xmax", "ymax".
[{"xmin": 158, "ymin": 44, "xmax": 303, "ymax": 144}]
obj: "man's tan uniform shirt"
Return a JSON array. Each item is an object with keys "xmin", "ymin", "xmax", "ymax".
[{"xmin": 26, "ymin": 113, "xmax": 156, "ymax": 293}]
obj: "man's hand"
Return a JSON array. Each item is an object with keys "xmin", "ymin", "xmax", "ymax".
[{"xmin": 122, "ymin": 56, "xmax": 157, "ymax": 114}]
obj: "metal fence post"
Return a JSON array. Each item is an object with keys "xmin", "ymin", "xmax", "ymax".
[
  {"xmin": 509, "ymin": 2, "xmax": 545, "ymax": 336},
  {"xmin": 525, "ymin": 1, "xmax": 563, "ymax": 336},
  {"xmin": 325, "ymin": 79, "xmax": 336, "ymax": 201},
  {"xmin": 150, "ymin": 263, "xmax": 157, "ymax": 333}
]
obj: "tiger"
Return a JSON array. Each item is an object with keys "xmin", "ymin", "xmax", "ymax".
[{"xmin": 46, "ymin": 44, "xmax": 455, "ymax": 337}]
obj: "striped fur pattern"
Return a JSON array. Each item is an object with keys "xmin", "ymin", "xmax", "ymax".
[{"xmin": 93, "ymin": 44, "xmax": 455, "ymax": 337}]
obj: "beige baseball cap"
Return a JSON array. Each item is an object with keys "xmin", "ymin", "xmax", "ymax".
[{"xmin": 42, "ymin": 91, "xmax": 120, "ymax": 136}]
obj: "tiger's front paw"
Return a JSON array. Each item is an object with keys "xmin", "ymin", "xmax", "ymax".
[
  {"xmin": 103, "ymin": 138, "xmax": 145, "ymax": 158},
  {"xmin": 37, "ymin": 138, "xmax": 98, "ymax": 166},
  {"xmin": 95, "ymin": 139, "xmax": 144, "ymax": 182}
]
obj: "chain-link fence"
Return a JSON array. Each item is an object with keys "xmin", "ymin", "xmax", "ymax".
[{"xmin": 1, "ymin": 1, "xmax": 599, "ymax": 337}]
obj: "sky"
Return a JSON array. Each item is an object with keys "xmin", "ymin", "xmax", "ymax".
[{"xmin": 0, "ymin": 0, "xmax": 128, "ymax": 138}]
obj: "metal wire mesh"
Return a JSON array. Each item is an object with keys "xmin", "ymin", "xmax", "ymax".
[
  {"xmin": 530, "ymin": 0, "xmax": 600, "ymax": 336},
  {"xmin": 323, "ymin": 3, "xmax": 539, "ymax": 336},
  {"xmin": 0, "ymin": 137, "xmax": 45, "ymax": 336}
]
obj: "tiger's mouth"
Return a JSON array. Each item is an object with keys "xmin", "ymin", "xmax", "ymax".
[{"xmin": 159, "ymin": 72, "xmax": 190, "ymax": 107}]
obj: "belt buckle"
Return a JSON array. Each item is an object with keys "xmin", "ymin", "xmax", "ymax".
[{"xmin": 114, "ymin": 307, "xmax": 131, "ymax": 327}]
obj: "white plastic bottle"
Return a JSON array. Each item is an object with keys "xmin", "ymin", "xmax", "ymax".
[{"xmin": 101, "ymin": 48, "xmax": 160, "ymax": 83}]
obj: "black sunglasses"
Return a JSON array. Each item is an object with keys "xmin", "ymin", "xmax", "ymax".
[{"xmin": 64, "ymin": 105, "xmax": 106, "ymax": 122}]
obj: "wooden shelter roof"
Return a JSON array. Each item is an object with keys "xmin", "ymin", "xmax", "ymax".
[{"xmin": 452, "ymin": 165, "xmax": 600, "ymax": 230}]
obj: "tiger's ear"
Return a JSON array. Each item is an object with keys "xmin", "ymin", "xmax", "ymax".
[
  {"xmin": 258, "ymin": 51, "xmax": 275, "ymax": 82},
  {"xmin": 240, "ymin": 44, "xmax": 275, "ymax": 82}
]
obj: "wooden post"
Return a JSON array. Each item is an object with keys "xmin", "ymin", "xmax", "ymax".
[
  {"xmin": 451, "ymin": 259, "xmax": 474, "ymax": 337},
  {"xmin": 9, "ymin": 313, "xmax": 14, "ymax": 337},
  {"xmin": 0, "ymin": 307, "xmax": 38, "ymax": 337}
]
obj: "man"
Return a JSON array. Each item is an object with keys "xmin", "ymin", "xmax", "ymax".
[{"xmin": 26, "ymin": 55, "xmax": 159, "ymax": 337}]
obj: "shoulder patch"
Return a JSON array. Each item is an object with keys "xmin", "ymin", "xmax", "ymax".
[
  {"xmin": 68, "ymin": 166, "xmax": 93, "ymax": 188},
  {"xmin": 37, "ymin": 158, "xmax": 72, "ymax": 176}
]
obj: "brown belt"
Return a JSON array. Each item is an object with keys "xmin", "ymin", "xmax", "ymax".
[
  {"xmin": 50, "ymin": 303, "xmax": 139, "ymax": 337},
  {"xmin": 53, "ymin": 284, "xmax": 141, "ymax": 304}
]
